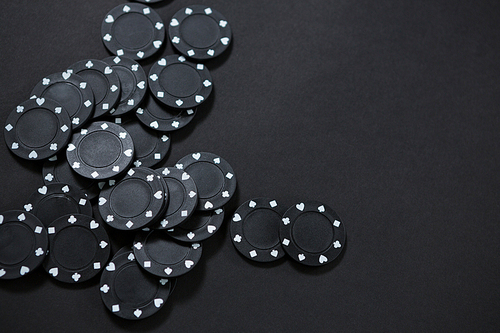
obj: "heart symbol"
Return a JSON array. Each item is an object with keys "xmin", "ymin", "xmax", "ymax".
[
  {"xmin": 207, "ymin": 49, "xmax": 215, "ymax": 56},
  {"xmin": 134, "ymin": 309, "xmax": 142, "ymax": 318},
  {"xmin": 17, "ymin": 213, "xmax": 26, "ymax": 221},
  {"xmin": 153, "ymin": 40, "xmax": 162, "ymax": 49},
  {"xmin": 99, "ymin": 197, "xmax": 107, "ymax": 206},
  {"xmin": 164, "ymin": 267, "xmax": 172, "ymax": 275},
  {"xmin": 154, "ymin": 298, "xmax": 163, "ymax": 308},
  {"xmin": 137, "ymin": 81, "xmax": 145, "ymax": 89},
  {"xmin": 105, "ymin": 15, "xmax": 114, "ymax": 23},
  {"xmin": 249, "ymin": 201, "xmax": 256, "ymax": 208},
  {"xmin": 0, "ymin": 269, "xmax": 5, "ymax": 277},
  {"xmin": 104, "ymin": 67, "xmax": 113, "ymax": 75},
  {"xmin": 207, "ymin": 225, "xmax": 216, "ymax": 233},
  {"xmin": 220, "ymin": 37, "xmax": 230, "ymax": 45},
  {"xmin": 181, "ymin": 172, "xmax": 190, "ymax": 180},
  {"xmin": 158, "ymin": 58, "xmax": 166, "ymax": 66},
  {"xmin": 124, "ymin": 149, "xmax": 133, "ymax": 157},
  {"xmin": 67, "ymin": 143, "xmax": 76, "ymax": 151},
  {"xmin": 67, "ymin": 215, "xmax": 77, "ymax": 224},
  {"xmin": 282, "ymin": 217, "xmax": 290, "ymax": 225},
  {"xmin": 192, "ymin": 153, "xmax": 201, "ymax": 160},
  {"xmin": 24, "ymin": 204, "xmax": 33, "ymax": 211},
  {"xmin": 318, "ymin": 205, "xmax": 325, "ymax": 213},
  {"xmin": 90, "ymin": 220, "xmax": 99, "ymax": 229},
  {"xmin": 185, "ymin": 260, "xmax": 194, "ymax": 268},
  {"xmin": 233, "ymin": 213, "xmax": 241, "ymax": 222},
  {"xmin": 80, "ymin": 82, "xmax": 87, "ymax": 89},
  {"xmin": 220, "ymin": 20, "xmax": 228, "ymax": 28},
  {"xmin": 204, "ymin": 201, "xmax": 213, "ymax": 209},
  {"xmin": 271, "ymin": 249, "xmax": 279, "ymax": 257},
  {"xmin": 36, "ymin": 97, "xmax": 45, "ymax": 105},
  {"xmin": 195, "ymin": 95, "xmax": 204, "ymax": 103},
  {"xmin": 106, "ymin": 262, "xmax": 115, "ymax": 271},
  {"xmin": 170, "ymin": 18, "xmax": 179, "ymax": 26},
  {"xmin": 136, "ymin": 108, "xmax": 144, "ymax": 114},
  {"xmin": 38, "ymin": 186, "xmax": 47, "ymax": 195},
  {"xmin": 298, "ymin": 254, "xmax": 306, "ymax": 261},
  {"xmin": 187, "ymin": 232, "xmax": 195, "ymax": 239},
  {"xmin": 49, "ymin": 267, "xmax": 58, "ymax": 276},
  {"xmin": 154, "ymin": 191, "xmax": 162, "ymax": 199},
  {"xmin": 112, "ymin": 166, "xmax": 120, "ymax": 172},
  {"xmin": 20, "ymin": 266, "xmax": 30, "ymax": 275},
  {"xmin": 296, "ymin": 203, "xmax": 305, "ymax": 211},
  {"xmin": 29, "ymin": 151, "xmax": 38, "ymax": 159},
  {"xmin": 149, "ymin": 121, "xmax": 159, "ymax": 129},
  {"xmin": 62, "ymin": 71, "xmax": 71, "ymax": 80},
  {"xmin": 319, "ymin": 255, "xmax": 328, "ymax": 264},
  {"xmin": 233, "ymin": 235, "xmax": 242, "ymax": 242},
  {"xmin": 213, "ymin": 158, "xmax": 220, "ymax": 164},
  {"xmin": 62, "ymin": 185, "xmax": 70, "ymax": 193}
]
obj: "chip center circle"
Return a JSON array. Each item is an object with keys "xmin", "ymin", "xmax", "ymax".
[
  {"xmin": 113, "ymin": 13, "xmax": 154, "ymax": 49},
  {"xmin": 114, "ymin": 262, "xmax": 159, "ymax": 305},
  {"xmin": 52, "ymin": 226, "xmax": 97, "ymax": 270},
  {"xmin": 42, "ymin": 83, "xmax": 83, "ymax": 118},
  {"xmin": 78, "ymin": 131, "xmax": 122, "ymax": 168},
  {"xmin": 180, "ymin": 14, "xmax": 219, "ymax": 49},
  {"xmin": 242, "ymin": 209, "xmax": 282, "ymax": 249},
  {"xmin": 0, "ymin": 223, "xmax": 34, "ymax": 265},
  {"xmin": 16, "ymin": 108, "xmax": 58, "ymax": 148},
  {"xmin": 145, "ymin": 232, "xmax": 188, "ymax": 265},
  {"xmin": 291, "ymin": 212, "xmax": 334, "ymax": 254},
  {"xmin": 110, "ymin": 179, "xmax": 152, "ymax": 218},
  {"xmin": 160, "ymin": 64, "xmax": 201, "ymax": 98},
  {"xmin": 185, "ymin": 162, "xmax": 224, "ymax": 199}
]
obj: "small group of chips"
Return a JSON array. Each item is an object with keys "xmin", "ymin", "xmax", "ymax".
[
  {"xmin": 1, "ymin": 1, "xmax": 235, "ymax": 321},
  {"xmin": 230, "ymin": 199, "xmax": 346, "ymax": 266}
]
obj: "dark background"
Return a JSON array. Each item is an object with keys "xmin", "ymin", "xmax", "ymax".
[{"xmin": 1, "ymin": 0, "xmax": 499, "ymax": 332}]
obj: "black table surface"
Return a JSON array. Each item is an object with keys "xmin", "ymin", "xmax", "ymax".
[{"xmin": 1, "ymin": 0, "xmax": 499, "ymax": 332}]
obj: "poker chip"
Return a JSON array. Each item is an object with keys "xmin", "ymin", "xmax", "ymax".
[
  {"xmin": 133, "ymin": 229, "xmax": 202, "ymax": 278},
  {"xmin": 167, "ymin": 207, "xmax": 224, "ymax": 242},
  {"xmin": 100, "ymin": 249, "xmax": 172, "ymax": 320},
  {"xmin": 43, "ymin": 214, "xmax": 110, "ymax": 283},
  {"xmin": 98, "ymin": 167, "xmax": 167, "ymax": 230},
  {"xmin": 0, "ymin": 210, "xmax": 48, "ymax": 279},
  {"xmin": 4, "ymin": 98, "xmax": 72, "ymax": 160},
  {"xmin": 230, "ymin": 198, "xmax": 286, "ymax": 263},
  {"xmin": 176, "ymin": 152, "xmax": 236, "ymax": 211},
  {"xmin": 103, "ymin": 56, "xmax": 147, "ymax": 116},
  {"xmin": 148, "ymin": 55, "xmax": 213, "ymax": 109},
  {"xmin": 169, "ymin": 5, "xmax": 232, "ymax": 60},
  {"xmin": 280, "ymin": 201, "xmax": 346, "ymax": 266},
  {"xmin": 114, "ymin": 116, "xmax": 170, "ymax": 168},
  {"xmin": 42, "ymin": 154, "xmax": 102, "ymax": 200},
  {"xmin": 66, "ymin": 121, "xmax": 134, "ymax": 180},
  {"xmin": 24, "ymin": 183, "xmax": 93, "ymax": 228},
  {"xmin": 29, "ymin": 71, "xmax": 94, "ymax": 130},
  {"xmin": 101, "ymin": 3, "xmax": 165, "ymax": 61},
  {"xmin": 67, "ymin": 59, "xmax": 121, "ymax": 119},
  {"xmin": 153, "ymin": 167, "xmax": 198, "ymax": 229},
  {"xmin": 136, "ymin": 92, "xmax": 197, "ymax": 132}
]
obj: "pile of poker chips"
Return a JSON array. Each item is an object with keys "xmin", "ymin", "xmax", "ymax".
[{"xmin": 1, "ymin": 2, "xmax": 236, "ymax": 320}]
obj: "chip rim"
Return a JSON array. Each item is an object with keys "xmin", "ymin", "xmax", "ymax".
[
  {"xmin": 279, "ymin": 201, "xmax": 346, "ymax": 266},
  {"xmin": 175, "ymin": 152, "xmax": 236, "ymax": 211},
  {"xmin": 4, "ymin": 98, "xmax": 72, "ymax": 161},
  {"xmin": 169, "ymin": 5, "xmax": 232, "ymax": 60},
  {"xmin": 148, "ymin": 55, "xmax": 213, "ymax": 109},
  {"xmin": 43, "ymin": 214, "xmax": 110, "ymax": 283},
  {"xmin": 0, "ymin": 210, "xmax": 48, "ymax": 280},
  {"xmin": 167, "ymin": 207, "xmax": 224, "ymax": 242}
]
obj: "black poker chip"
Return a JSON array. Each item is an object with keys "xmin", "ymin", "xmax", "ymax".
[
  {"xmin": 230, "ymin": 198, "xmax": 286, "ymax": 262},
  {"xmin": 24, "ymin": 183, "xmax": 93, "ymax": 228},
  {"xmin": 101, "ymin": 3, "xmax": 165, "ymax": 61},
  {"xmin": 114, "ymin": 116, "xmax": 170, "ymax": 168},
  {"xmin": 43, "ymin": 154, "xmax": 102, "ymax": 200},
  {"xmin": 152, "ymin": 167, "xmax": 198, "ymax": 229},
  {"xmin": 4, "ymin": 98, "xmax": 72, "ymax": 160},
  {"xmin": 0, "ymin": 210, "xmax": 48, "ymax": 279},
  {"xmin": 43, "ymin": 214, "xmax": 110, "ymax": 283},
  {"xmin": 67, "ymin": 59, "xmax": 121, "ymax": 119},
  {"xmin": 30, "ymin": 71, "xmax": 94, "ymax": 130},
  {"xmin": 136, "ymin": 92, "xmax": 197, "ymax": 131},
  {"xmin": 280, "ymin": 201, "xmax": 346, "ymax": 266},
  {"xmin": 98, "ymin": 167, "xmax": 167, "ymax": 230},
  {"xmin": 169, "ymin": 5, "xmax": 232, "ymax": 60},
  {"xmin": 133, "ymin": 229, "xmax": 202, "ymax": 278},
  {"xmin": 100, "ymin": 249, "xmax": 172, "ymax": 320},
  {"xmin": 176, "ymin": 152, "xmax": 236, "ymax": 211},
  {"xmin": 148, "ymin": 55, "xmax": 213, "ymax": 109},
  {"xmin": 103, "ymin": 56, "xmax": 147, "ymax": 116},
  {"xmin": 167, "ymin": 207, "xmax": 224, "ymax": 242},
  {"xmin": 66, "ymin": 121, "xmax": 134, "ymax": 180}
]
